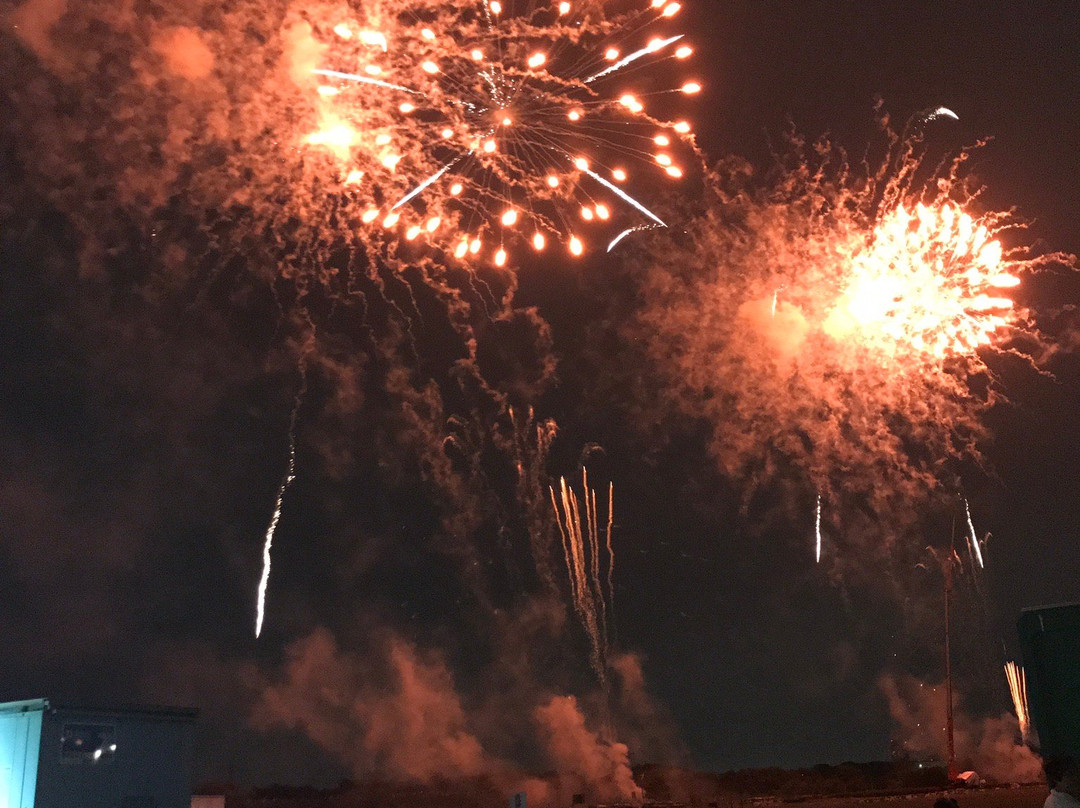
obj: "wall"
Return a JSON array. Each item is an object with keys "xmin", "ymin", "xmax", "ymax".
[
  {"xmin": 0, "ymin": 707, "xmax": 42, "ymax": 808},
  {"xmin": 33, "ymin": 708, "xmax": 194, "ymax": 808}
]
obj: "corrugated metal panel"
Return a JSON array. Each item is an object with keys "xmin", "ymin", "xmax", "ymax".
[{"xmin": 0, "ymin": 705, "xmax": 43, "ymax": 808}]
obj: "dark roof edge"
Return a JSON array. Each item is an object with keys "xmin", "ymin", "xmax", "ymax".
[{"xmin": 0, "ymin": 698, "xmax": 197, "ymax": 720}]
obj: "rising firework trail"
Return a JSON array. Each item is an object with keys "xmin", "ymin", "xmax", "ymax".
[
  {"xmin": 255, "ymin": 357, "xmax": 309, "ymax": 639},
  {"xmin": 550, "ymin": 469, "xmax": 615, "ymax": 684},
  {"xmin": 306, "ymin": 0, "xmax": 700, "ymax": 264},
  {"xmin": 1005, "ymin": 660, "xmax": 1031, "ymax": 742}
]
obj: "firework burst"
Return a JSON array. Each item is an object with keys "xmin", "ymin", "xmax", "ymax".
[
  {"xmin": 306, "ymin": 0, "xmax": 700, "ymax": 264},
  {"xmin": 631, "ymin": 126, "xmax": 1066, "ymax": 531}
]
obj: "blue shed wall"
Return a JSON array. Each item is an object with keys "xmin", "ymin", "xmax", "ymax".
[
  {"xmin": 34, "ymin": 708, "xmax": 194, "ymax": 808},
  {"xmin": 0, "ymin": 706, "xmax": 43, "ymax": 808}
]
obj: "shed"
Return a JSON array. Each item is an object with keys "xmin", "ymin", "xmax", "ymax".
[{"xmin": 1, "ymin": 697, "xmax": 196, "ymax": 808}]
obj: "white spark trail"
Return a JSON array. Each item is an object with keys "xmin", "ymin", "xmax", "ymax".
[
  {"xmin": 581, "ymin": 165, "xmax": 667, "ymax": 227},
  {"xmin": 255, "ymin": 362, "xmax": 308, "ymax": 639},
  {"xmin": 1005, "ymin": 661, "xmax": 1031, "ymax": 741},
  {"xmin": 255, "ymin": 432, "xmax": 295, "ymax": 638},
  {"xmin": 392, "ymin": 155, "xmax": 468, "ymax": 210},
  {"xmin": 585, "ymin": 35, "xmax": 683, "ymax": 83},
  {"xmin": 928, "ymin": 106, "xmax": 959, "ymax": 121},
  {"xmin": 606, "ymin": 224, "xmax": 662, "ymax": 252},
  {"xmin": 964, "ymin": 498, "xmax": 985, "ymax": 568},
  {"xmin": 815, "ymin": 493, "xmax": 822, "ymax": 563},
  {"xmin": 312, "ymin": 68, "xmax": 423, "ymax": 95}
]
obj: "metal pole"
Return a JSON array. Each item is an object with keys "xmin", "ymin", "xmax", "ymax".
[{"xmin": 944, "ymin": 553, "xmax": 956, "ymax": 780}]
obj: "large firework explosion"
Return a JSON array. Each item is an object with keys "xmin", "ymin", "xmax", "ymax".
[
  {"xmin": 626, "ymin": 120, "xmax": 1067, "ymax": 548},
  {"xmin": 303, "ymin": 0, "xmax": 699, "ymax": 264}
]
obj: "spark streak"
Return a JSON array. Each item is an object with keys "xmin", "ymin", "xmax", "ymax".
[
  {"xmin": 1005, "ymin": 661, "xmax": 1031, "ymax": 742},
  {"xmin": 607, "ymin": 223, "xmax": 663, "ymax": 252},
  {"xmin": 311, "ymin": 68, "xmax": 422, "ymax": 95},
  {"xmin": 255, "ymin": 360, "xmax": 308, "ymax": 639},
  {"xmin": 815, "ymin": 493, "xmax": 822, "ymax": 563},
  {"xmin": 964, "ymin": 498, "xmax": 985, "ymax": 568},
  {"xmin": 580, "ymin": 165, "xmax": 667, "ymax": 227},
  {"xmin": 550, "ymin": 469, "xmax": 614, "ymax": 684},
  {"xmin": 392, "ymin": 155, "xmax": 468, "ymax": 211},
  {"xmin": 585, "ymin": 35, "xmax": 684, "ymax": 83}
]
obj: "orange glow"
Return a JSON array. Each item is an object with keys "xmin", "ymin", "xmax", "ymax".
[
  {"xmin": 681, "ymin": 81, "xmax": 701, "ymax": 94},
  {"xmin": 546, "ymin": 175, "xmax": 560, "ymax": 188},
  {"xmin": 528, "ymin": 52, "xmax": 547, "ymax": 69},
  {"xmin": 494, "ymin": 247, "xmax": 508, "ymax": 266},
  {"xmin": 362, "ymin": 208, "xmax": 379, "ymax": 223},
  {"xmin": 317, "ymin": 86, "xmax": 340, "ymax": 97},
  {"xmin": 405, "ymin": 225, "xmax": 422, "ymax": 240},
  {"xmin": 422, "ymin": 60, "xmax": 439, "ymax": 74},
  {"xmin": 581, "ymin": 206, "xmax": 595, "ymax": 221},
  {"xmin": 605, "ymin": 48, "xmax": 620, "ymax": 60},
  {"xmin": 595, "ymin": 204, "xmax": 610, "ymax": 220},
  {"xmin": 558, "ymin": 1, "xmax": 571, "ymax": 14},
  {"xmin": 501, "ymin": 209, "xmax": 519, "ymax": 227},
  {"xmin": 382, "ymin": 212, "xmax": 400, "ymax": 228},
  {"xmin": 662, "ymin": 2, "xmax": 681, "ymax": 17},
  {"xmin": 344, "ymin": 169, "xmax": 364, "ymax": 184},
  {"xmin": 674, "ymin": 121, "xmax": 692, "ymax": 133},
  {"xmin": 569, "ymin": 236, "xmax": 584, "ymax": 256},
  {"xmin": 333, "ymin": 23, "xmax": 352, "ymax": 39},
  {"xmin": 532, "ymin": 232, "xmax": 547, "ymax": 251},
  {"xmin": 426, "ymin": 216, "xmax": 441, "ymax": 232},
  {"xmin": 675, "ymin": 45, "xmax": 693, "ymax": 59},
  {"xmin": 450, "ymin": 182, "xmax": 464, "ymax": 196},
  {"xmin": 612, "ymin": 168, "xmax": 627, "ymax": 182}
]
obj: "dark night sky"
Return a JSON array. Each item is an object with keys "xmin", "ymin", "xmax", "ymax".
[{"xmin": 1, "ymin": 0, "xmax": 1079, "ymax": 790}]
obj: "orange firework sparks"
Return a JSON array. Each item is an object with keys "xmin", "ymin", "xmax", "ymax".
[
  {"xmin": 1004, "ymin": 661, "xmax": 1031, "ymax": 742},
  {"xmin": 306, "ymin": 0, "xmax": 699, "ymax": 265},
  {"xmin": 633, "ymin": 129, "xmax": 1065, "ymax": 524},
  {"xmin": 822, "ymin": 200, "xmax": 1019, "ymax": 362}
]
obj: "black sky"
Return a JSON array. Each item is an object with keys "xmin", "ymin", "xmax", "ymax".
[{"xmin": 2, "ymin": 0, "xmax": 1079, "ymax": 788}]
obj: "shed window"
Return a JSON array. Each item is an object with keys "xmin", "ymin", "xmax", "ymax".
[{"xmin": 60, "ymin": 723, "xmax": 116, "ymax": 764}]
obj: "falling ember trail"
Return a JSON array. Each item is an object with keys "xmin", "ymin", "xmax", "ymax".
[
  {"xmin": 963, "ymin": 498, "xmax": 985, "ymax": 568},
  {"xmin": 815, "ymin": 493, "xmax": 822, "ymax": 563},
  {"xmin": 1005, "ymin": 661, "xmax": 1031, "ymax": 742},
  {"xmin": 550, "ymin": 469, "xmax": 615, "ymax": 684},
  {"xmin": 255, "ymin": 358, "xmax": 309, "ymax": 639}
]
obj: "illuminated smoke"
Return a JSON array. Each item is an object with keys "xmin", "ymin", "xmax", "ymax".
[
  {"xmin": 1004, "ymin": 661, "xmax": 1031, "ymax": 744},
  {"xmin": 550, "ymin": 470, "xmax": 614, "ymax": 684},
  {"xmin": 305, "ymin": 0, "xmax": 700, "ymax": 264},
  {"xmin": 879, "ymin": 673, "xmax": 1041, "ymax": 783}
]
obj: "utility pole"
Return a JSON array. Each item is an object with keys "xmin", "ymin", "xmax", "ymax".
[
  {"xmin": 928, "ymin": 542, "xmax": 959, "ymax": 781},
  {"xmin": 943, "ymin": 551, "xmax": 956, "ymax": 781}
]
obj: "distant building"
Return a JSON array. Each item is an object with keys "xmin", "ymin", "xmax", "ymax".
[{"xmin": 0, "ymin": 697, "xmax": 196, "ymax": 808}]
